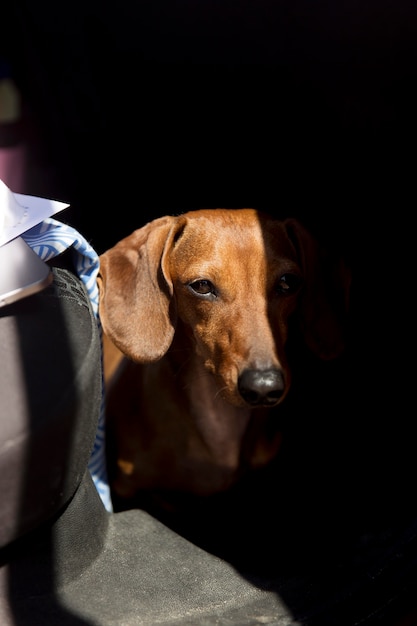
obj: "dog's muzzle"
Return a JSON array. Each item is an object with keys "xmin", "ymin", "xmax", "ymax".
[{"xmin": 238, "ymin": 368, "xmax": 285, "ymax": 407}]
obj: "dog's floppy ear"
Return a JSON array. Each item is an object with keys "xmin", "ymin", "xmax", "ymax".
[
  {"xmin": 98, "ymin": 216, "xmax": 179, "ymax": 362},
  {"xmin": 284, "ymin": 219, "xmax": 351, "ymax": 360}
]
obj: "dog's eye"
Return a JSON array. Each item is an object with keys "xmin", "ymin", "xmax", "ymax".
[
  {"xmin": 275, "ymin": 273, "xmax": 302, "ymax": 295},
  {"xmin": 188, "ymin": 279, "xmax": 217, "ymax": 298}
]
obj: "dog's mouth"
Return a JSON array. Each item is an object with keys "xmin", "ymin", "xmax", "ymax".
[{"xmin": 237, "ymin": 368, "xmax": 287, "ymax": 407}]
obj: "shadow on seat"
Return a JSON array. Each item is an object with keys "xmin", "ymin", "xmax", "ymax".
[{"xmin": 1, "ymin": 266, "xmax": 417, "ymax": 626}]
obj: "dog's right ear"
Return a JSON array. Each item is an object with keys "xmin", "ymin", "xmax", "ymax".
[
  {"xmin": 284, "ymin": 218, "xmax": 352, "ymax": 361},
  {"xmin": 97, "ymin": 216, "xmax": 178, "ymax": 362}
]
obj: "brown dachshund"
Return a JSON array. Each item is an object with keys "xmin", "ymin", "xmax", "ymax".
[{"xmin": 98, "ymin": 209, "xmax": 351, "ymax": 508}]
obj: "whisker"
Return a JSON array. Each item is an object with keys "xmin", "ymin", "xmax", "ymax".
[
  {"xmin": 180, "ymin": 368, "xmax": 211, "ymax": 390},
  {"xmin": 214, "ymin": 385, "xmax": 229, "ymax": 402}
]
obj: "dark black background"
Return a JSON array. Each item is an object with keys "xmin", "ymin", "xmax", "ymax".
[{"xmin": 3, "ymin": 1, "xmax": 416, "ymax": 253}]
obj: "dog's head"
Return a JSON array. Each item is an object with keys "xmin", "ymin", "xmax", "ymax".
[{"xmin": 98, "ymin": 209, "xmax": 351, "ymax": 410}]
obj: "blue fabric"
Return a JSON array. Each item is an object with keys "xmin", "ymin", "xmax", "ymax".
[{"xmin": 22, "ymin": 217, "xmax": 112, "ymax": 512}]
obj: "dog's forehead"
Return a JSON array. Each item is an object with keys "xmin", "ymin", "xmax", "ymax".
[{"xmin": 169, "ymin": 209, "xmax": 298, "ymax": 273}]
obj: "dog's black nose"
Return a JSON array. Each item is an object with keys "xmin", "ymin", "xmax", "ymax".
[{"xmin": 238, "ymin": 368, "xmax": 285, "ymax": 407}]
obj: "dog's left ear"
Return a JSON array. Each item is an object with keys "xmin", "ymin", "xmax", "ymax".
[{"xmin": 284, "ymin": 219, "xmax": 352, "ymax": 360}]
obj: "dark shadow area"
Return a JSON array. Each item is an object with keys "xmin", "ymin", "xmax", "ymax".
[
  {"xmin": 111, "ymin": 278, "xmax": 417, "ymax": 624},
  {"xmin": 3, "ymin": 1, "xmax": 416, "ymax": 253}
]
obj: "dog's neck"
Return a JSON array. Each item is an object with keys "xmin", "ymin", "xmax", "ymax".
[
  {"xmin": 106, "ymin": 321, "xmax": 284, "ymax": 498},
  {"xmin": 166, "ymin": 324, "xmax": 251, "ymax": 454}
]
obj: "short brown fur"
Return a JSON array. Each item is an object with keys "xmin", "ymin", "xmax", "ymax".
[{"xmin": 98, "ymin": 209, "xmax": 350, "ymax": 504}]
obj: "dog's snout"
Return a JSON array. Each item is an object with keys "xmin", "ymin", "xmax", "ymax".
[{"xmin": 238, "ymin": 368, "xmax": 285, "ymax": 407}]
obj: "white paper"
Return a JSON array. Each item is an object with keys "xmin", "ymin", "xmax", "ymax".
[{"xmin": 0, "ymin": 178, "xmax": 69, "ymax": 247}]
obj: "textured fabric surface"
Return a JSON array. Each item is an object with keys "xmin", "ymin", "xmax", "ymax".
[
  {"xmin": 0, "ymin": 267, "xmax": 102, "ymax": 546},
  {"xmin": 22, "ymin": 217, "xmax": 111, "ymax": 511}
]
